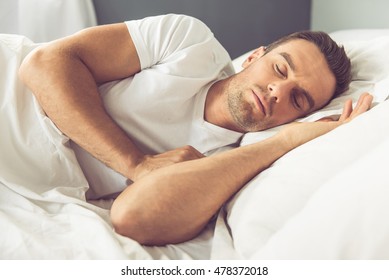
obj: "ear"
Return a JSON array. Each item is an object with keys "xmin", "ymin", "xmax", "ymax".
[{"xmin": 242, "ymin": 46, "xmax": 267, "ymax": 68}]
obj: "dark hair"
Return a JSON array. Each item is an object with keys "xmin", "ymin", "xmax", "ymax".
[{"xmin": 265, "ymin": 30, "xmax": 351, "ymax": 99}]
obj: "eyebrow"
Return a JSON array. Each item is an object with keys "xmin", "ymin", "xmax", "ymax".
[
  {"xmin": 280, "ymin": 52, "xmax": 296, "ymax": 71},
  {"xmin": 280, "ymin": 52, "xmax": 315, "ymax": 111}
]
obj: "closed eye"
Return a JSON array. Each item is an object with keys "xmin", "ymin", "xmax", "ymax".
[
  {"xmin": 275, "ymin": 64, "xmax": 286, "ymax": 78},
  {"xmin": 291, "ymin": 88, "xmax": 310, "ymax": 112},
  {"xmin": 292, "ymin": 94, "xmax": 303, "ymax": 110}
]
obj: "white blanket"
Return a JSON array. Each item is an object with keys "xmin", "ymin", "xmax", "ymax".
[{"xmin": 0, "ymin": 34, "xmax": 212, "ymax": 259}]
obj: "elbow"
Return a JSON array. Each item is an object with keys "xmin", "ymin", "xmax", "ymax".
[
  {"xmin": 18, "ymin": 46, "xmax": 46, "ymax": 93},
  {"xmin": 110, "ymin": 206, "xmax": 145, "ymax": 244},
  {"xmin": 18, "ymin": 51, "xmax": 32, "ymax": 86},
  {"xmin": 110, "ymin": 196, "xmax": 198, "ymax": 246},
  {"xmin": 19, "ymin": 44, "xmax": 73, "ymax": 97},
  {"xmin": 110, "ymin": 179, "xmax": 208, "ymax": 246},
  {"xmin": 110, "ymin": 201, "xmax": 164, "ymax": 246}
]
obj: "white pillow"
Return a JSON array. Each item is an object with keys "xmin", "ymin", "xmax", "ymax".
[
  {"xmin": 224, "ymin": 31, "xmax": 389, "ymax": 259},
  {"xmin": 236, "ymin": 34, "xmax": 389, "ymax": 145},
  {"xmin": 251, "ymin": 126, "xmax": 389, "ymax": 259}
]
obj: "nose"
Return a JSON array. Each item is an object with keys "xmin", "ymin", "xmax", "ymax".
[{"xmin": 267, "ymin": 81, "xmax": 292, "ymax": 102}]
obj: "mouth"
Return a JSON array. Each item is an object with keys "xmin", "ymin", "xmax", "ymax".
[{"xmin": 251, "ymin": 90, "xmax": 266, "ymax": 116}]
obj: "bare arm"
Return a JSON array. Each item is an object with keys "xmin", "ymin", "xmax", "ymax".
[
  {"xmin": 111, "ymin": 93, "xmax": 373, "ymax": 245},
  {"xmin": 19, "ymin": 23, "xmax": 203, "ymax": 181},
  {"xmin": 19, "ymin": 23, "xmax": 143, "ymax": 180}
]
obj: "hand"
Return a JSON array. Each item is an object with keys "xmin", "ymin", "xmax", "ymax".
[
  {"xmin": 132, "ymin": 145, "xmax": 205, "ymax": 181},
  {"xmin": 277, "ymin": 93, "xmax": 373, "ymax": 150},
  {"xmin": 337, "ymin": 92, "xmax": 373, "ymax": 122}
]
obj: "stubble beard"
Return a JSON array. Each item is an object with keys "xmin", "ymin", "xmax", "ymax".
[
  {"xmin": 227, "ymin": 88, "xmax": 279, "ymax": 132},
  {"xmin": 227, "ymin": 90, "xmax": 261, "ymax": 132}
]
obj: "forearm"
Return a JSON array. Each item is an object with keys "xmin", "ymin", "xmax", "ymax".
[
  {"xmin": 111, "ymin": 133, "xmax": 290, "ymax": 245},
  {"xmin": 19, "ymin": 44, "xmax": 143, "ymax": 180}
]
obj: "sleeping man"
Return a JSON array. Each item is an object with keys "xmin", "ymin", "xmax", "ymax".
[{"xmin": 19, "ymin": 14, "xmax": 372, "ymax": 245}]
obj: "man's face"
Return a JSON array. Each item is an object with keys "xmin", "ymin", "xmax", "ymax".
[{"xmin": 227, "ymin": 39, "xmax": 336, "ymax": 132}]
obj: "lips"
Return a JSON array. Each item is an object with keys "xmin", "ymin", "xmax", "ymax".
[{"xmin": 251, "ymin": 90, "xmax": 266, "ymax": 116}]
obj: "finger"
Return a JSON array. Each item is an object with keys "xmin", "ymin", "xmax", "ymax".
[
  {"xmin": 350, "ymin": 93, "xmax": 373, "ymax": 117},
  {"xmin": 353, "ymin": 93, "xmax": 368, "ymax": 111},
  {"xmin": 316, "ymin": 117, "xmax": 334, "ymax": 122},
  {"xmin": 190, "ymin": 147, "xmax": 206, "ymax": 159},
  {"xmin": 177, "ymin": 145, "xmax": 205, "ymax": 160},
  {"xmin": 184, "ymin": 145, "xmax": 205, "ymax": 158},
  {"xmin": 338, "ymin": 99, "xmax": 353, "ymax": 122},
  {"xmin": 316, "ymin": 114, "xmax": 340, "ymax": 122}
]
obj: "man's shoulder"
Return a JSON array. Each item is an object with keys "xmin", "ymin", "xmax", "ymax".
[
  {"xmin": 126, "ymin": 14, "xmax": 232, "ymax": 77},
  {"xmin": 153, "ymin": 14, "xmax": 213, "ymax": 43},
  {"xmin": 127, "ymin": 14, "xmax": 213, "ymax": 42},
  {"xmin": 155, "ymin": 14, "xmax": 210, "ymax": 32}
]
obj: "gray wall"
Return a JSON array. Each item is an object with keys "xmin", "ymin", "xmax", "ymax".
[
  {"xmin": 311, "ymin": 0, "xmax": 389, "ymax": 33},
  {"xmin": 93, "ymin": 0, "xmax": 311, "ymax": 59}
]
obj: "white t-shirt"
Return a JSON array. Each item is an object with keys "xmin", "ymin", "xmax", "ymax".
[{"xmin": 72, "ymin": 14, "xmax": 243, "ymax": 199}]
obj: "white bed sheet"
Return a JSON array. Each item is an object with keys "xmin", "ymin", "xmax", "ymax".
[{"xmin": 0, "ymin": 34, "xmax": 212, "ymax": 260}]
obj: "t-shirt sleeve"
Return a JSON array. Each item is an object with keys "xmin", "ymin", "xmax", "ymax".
[{"xmin": 125, "ymin": 14, "xmax": 233, "ymax": 78}]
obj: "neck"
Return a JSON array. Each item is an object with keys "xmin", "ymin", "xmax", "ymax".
[{"xmin": 204, "ymin": 77, "xmax": 243, "ymax": 132}]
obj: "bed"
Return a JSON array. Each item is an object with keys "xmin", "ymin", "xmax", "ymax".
[{"xmin": 1, "ymin": 28, "xmax": 389, "ymax": 259}]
